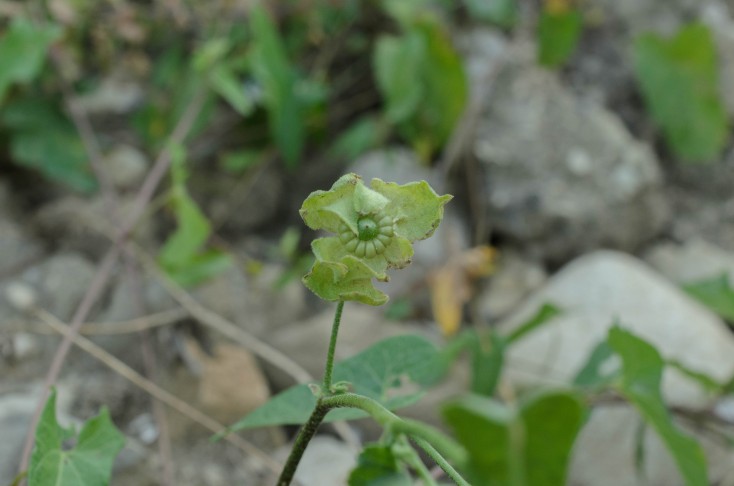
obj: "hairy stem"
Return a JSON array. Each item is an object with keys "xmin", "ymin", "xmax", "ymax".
[
  {"xmin": 323, "ymin": 300, "xmax": 345, "ymax": 392},
  {"xmin": 321, "ymin": 393, "xmax": 468, "ymax": 466},
  {"xmin": 277, "ymin": 401, "xmax": 329, "ymax": 486},
  {"xmin": 413, "ymin": 437, "xmax": 471, "ymax": 486}
]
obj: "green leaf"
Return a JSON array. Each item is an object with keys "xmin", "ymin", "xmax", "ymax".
[
  {"xmin": 158, "ymin": 145, "xmax": 231, "ymax": 287},
  {"xmin": 373, "ymin": 33, "xmax": 425, "ymax": 123},
  {"xmin": 328, "ymin": 117, "xmax": 387, "ymax": 161},
  {"xmin": 608, "ymin": 326, "xmax": 708, "ymax": 486},
  {"xmin": 667, "ymin": 360, "xmax": 723, "ymax": 395},
  {"xmin": 464, "ymin": 0, "xmax": 517, "ymax": 28},
  {"xmin": 209, "ymin": 64, "xmax": 254, "ymax": 116},
  {"xmin": 537, "ymin": 8, "xmax": 583, "ymax": 67},
  {"xmin": 1, "ymin": 96, "xmax": 96, "ymax": 192},
  {"xmin": 633, "ymin": 23, "xmax": 728, "ymax": 161},
  {"xmin": 226, "ymin": 334, "xmax": 445, "ymax": 431},
  {"xmin": 250, "ymin": 6, "xmax": 304, "ymax": 168},
  {"xmin": 443, "ymin": 391, "xmax": 586, "ymax": 485},
  {"xmin": 683, "ymin": 273, "xmax": 734, "ymax": 321},
  {"xmin": 573, "ymin": 339, "xmax": 617, "ymax": 389},
  {"xmin": 348, "ymin": 444, "xmax": 412, "ymax": 486},
  {"xmin": 0, "ymin": 18, "xmax": 61, "ymax": 104},
  {"xmin": 469, "ymin": 330, "xmax": 505, "ymax": 397},
  {"xmin": 505, "ymin": 303, "xmax": 562, "ymax": 344},
  {"xmin": 219, "ymin": 149, "xmax": 263, "ymax": 173},
  {"xmin": 29, "ymin": 389, "xmax": 125, "ymax": 486},
  {"xmin": 373, "ymin": 15, "xmax": 468, "ymax": 157}
]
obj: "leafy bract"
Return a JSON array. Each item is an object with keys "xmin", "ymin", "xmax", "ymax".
[
  {"xmin": 348, "ymin": 444, "xmax": 412, "ymax": 486},
  {"xmin": 1, "ymin": 96, "xmax": 96, "ymax": 192},
  {"xmin": 28, "ymin": 389, "xmax": 125, "ymax": 486},
  {"xmin": 158, "ymin": 144, "xmax": 232, "ymax": 287},
  {"xmin": 226, "ymin": 334, "xmax": 445, "ymax": 431},
  {"xmin": 300, "ymin": 173, "xmax": 451, "ymax": 305},
  {"xmin": 0, "ymin": 18, "xmax": 61, "ymax": 104},
  {"xmin": 608, "ymin": 327, "xmax": 708, "ymax": 486},
  {"xmin": 683, "ymin": 273, "xmax": 734, "ymax": 322},
  {"xmin": 633, "ymin": 23, "xmax": 728, "ymax": 162},
  {"xmin": 443, "ymin": 390, "xmax": 585, "ymax": 485}
]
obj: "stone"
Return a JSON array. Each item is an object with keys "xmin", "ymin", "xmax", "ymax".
[
  {"xmin": 76, "ymin": 74, "xmax": 144, "ymax": 114},
  {"xmin": 20, "ymin": 252, "xmax": 96, "ymax": 321},
  {"xmin": 473, "ymin": 57, "xmax": 669, "ymax": 263},
  {"xmin": 0, "ymin": 218, "xmax": 44, "ymax": 276},
  {"xmin": 644, "ymin": 239, "xmax": 734, "ymax": 284},
  {"xmin": 105, "ymin": 144, "xmax": 149, "ymax": 190},
  {"xmin": 475, "ymin": 250, "xmax": 548, "ymax": 321},
  {"xmin": 349, "ymin": 146, "xmax": 445, "ymax": 191},
  {"xmin": 498, "ymin": 250, "xmax": 734, "ymax": 484},
  {"xmin": 274, "ymin": 436, "xmax": 358, "ymax": 486},
  {"xmin": 186, "ymin": 340, "xmax": 271, "ymax": 424}
]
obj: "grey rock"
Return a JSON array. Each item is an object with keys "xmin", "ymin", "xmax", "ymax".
[
  {"xmin": 20, "ymin": 252, "xmax": 96, "ymax": 321},
  {"xmin": 474, "ymin": 59, "xmax": 669, "ymax": 262},
  {"xmin": 274, "ymin": 437, "xmax": 358, "ymax": 486},
  {"xmin": 476, "ymin": 250, "xmax": 548, "ymax": 321},
  {"xmin": 0, "ymin": 218, "xmax": 44, "ymax": 276},
  {"xmin": 667, "ymin": 187, "xmax": 734, "ymax": 251},
  {"xmin": 76, "ymin": 74, "xmax": 144, "ymax": 114},
  {"xmin": 498, "ymin": 250, "xmax": 734, "ymax": 484},
  {"xmin": 349, "ymin": 146, "xmax": 445, "ymax": 191},
  {"xmin": 592, "ymin": 0, "xmax": 701, "ymax": 36},
  {"xmin": 105, "ymin": 144, "xmax": 149, "ymax": 190},
  {"xmin": 644, "ymin": 239, "xmax": 734, "ymax": 284}
]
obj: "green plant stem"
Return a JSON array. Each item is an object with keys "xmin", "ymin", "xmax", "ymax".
[
  {"xmin": 277, "ymin": 401, "xmax": 329, "ymax": 486},
  {"xmin": 323, "ymin": 300, "xmax": 345, "ymax": 392},
  {"xmin": 412, "ymin": 437, "xmax": 471, "ymax": 486},
  {"xmin": 321, "ymin": 393, "xmax": 468, "ymax": 466},
  {"xmin": 396, "ymin": 436, "xmax": 438, "ymax": 486}
]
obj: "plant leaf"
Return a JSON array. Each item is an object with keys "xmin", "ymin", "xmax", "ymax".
[
  {"xmin": 683, "ymin": 273, "xmax": 734, "ymax": 321},
  {"xmin": 464, "ymin": 0, "xmax": 517, "ymax": 28},
  {"xmin": 226, "ymin": 334, "xmax": 445, "ymax": 431},
  {"xmin": 1, "ymin": 96, "xmax": 96, "ymax": 192},
  {"xmin": 608, "ymin": 326, "xmax": 708, "ymax": 486},
  {"xmin": 28, "ymin": 389, "xmax": 125, "ymax": 486},
  {"xmin": 537, "ymin": 7, "xmax": 583, "ymax": 67},
  {"xmin": 573, "ymin": 339, "xmax": 618, "ymax": 389},
  {"xmin": 505, "ymin": 303, "xmax": 562, "ymax": 344},
  {"xmin": 373, "ymin": 33, "xmax": 425, "ymax": 124},
  {"xmin": 633, "ymin": 23, "xmax": 728, "ymax": 161},
  {"xmin": 348, "ymin": 444, "xmax": 412, "ymax": 486},
  {"xmin": 0, "ymin": 18, "xmax": 61, "ymax": 104},
  {"xmin": 443, "ymin": 390, "xmax": 585, "ymax": 485},
  {"xmin": 249, "ymin": 6, "xmax": 304, "ymax": 168}
]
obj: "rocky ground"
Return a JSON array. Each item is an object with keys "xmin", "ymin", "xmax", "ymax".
[{"xmin": 2, "ymin": 0, "xmax": 734, "ymax": 485}]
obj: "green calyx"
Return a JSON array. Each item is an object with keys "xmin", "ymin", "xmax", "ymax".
[{"xmin": 300, "ymin": 173, "xmax": 452, "ymax": 306}]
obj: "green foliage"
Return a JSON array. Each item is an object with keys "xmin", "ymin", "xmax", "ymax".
[
  {"xmin": 249, "ymin": 6, "xmax": 306, "ymax": 168},
  {"xmin": 683, "ymin": 273, "xmax": 734, "ymax": 321},
  {"xmin": 300, "ymin": 173, "xmax": 451, "ymax": 305},
  {"xmin": 373, "ymin": 11, "xmax": 468, "ymax": 158},
  {"xmin": 0, "ymin": 18, "xmax": 61, "ymax": 104},
  {"xmin": 1, "ymin": 96, "xmax": 96, "ymax": 192},
  {"xmin": 158, "ymin": 144, "xmax": 232, "ymax": 287},
  {"xmin": 225, "ymin": 335, "xmax": 444, "ymax": 431},
  {"xmin": 463, "ymin": 303, "xmax": 561, "ymax": 396},
  {"xmin": 28, "ymin": 389, "xmax": 125, "ymax": 486},
  {"xmin": 463, "ymin": 0, "xmax": 517, "ymax": 28},
  {"xmin": 443, "ymin": 390, "xmax": 586, "ymax": 485},
  {"xmin": 608, "ymin": 327, "xmax": 708, "ymax": 486},
  {"xmin": 348, "ymin": 444, "xmax": 412, "ymax": 486},
  {"xmin": 193, "ymin": 38, "xmax": 254, "ymax": 117},
  {"xmin": 634, "ymin": 23, "xmax": 729, "ymax": 161},
  {"xmin": 537, "ymin": 7, "xmax": 583, "ymax": 67}
]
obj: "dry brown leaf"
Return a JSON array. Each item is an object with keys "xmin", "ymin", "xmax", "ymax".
[{"xmin": 430, "ymin": 245, "xmax": 496, "ymax": 336}]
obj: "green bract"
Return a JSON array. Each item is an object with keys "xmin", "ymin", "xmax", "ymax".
[{"xmin": 300, "ymin": 173, "xmax": 452, "ymax": 305}]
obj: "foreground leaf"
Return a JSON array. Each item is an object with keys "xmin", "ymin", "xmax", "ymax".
[
  {"xmin": 443, "ymin": 390, "xmax": 585, "ymax": 485},
  {"xmin": 608, "ymin": 327, "xmax": 708, "ymax": 486},
  {"xmin": 29, "ymin": 389, "xmax": 125, "ymax": 486},
  {"xmin": 226, "ymin": 334, "xmax": 444, "ymax": 431},
  {"xmin": 348, "ymin": 444, "xmax": 412, "ymax": 486},
  {"xmin": 537, "ymin": 6, "xmax": 582, "ymax": 67},
  {"xmin": 633, "ymin": 23, "xmax": 728, "ymax": 161},
  {"xmin": 683, "ymin": 273, "xmax": 734, "ymax": 322}
]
